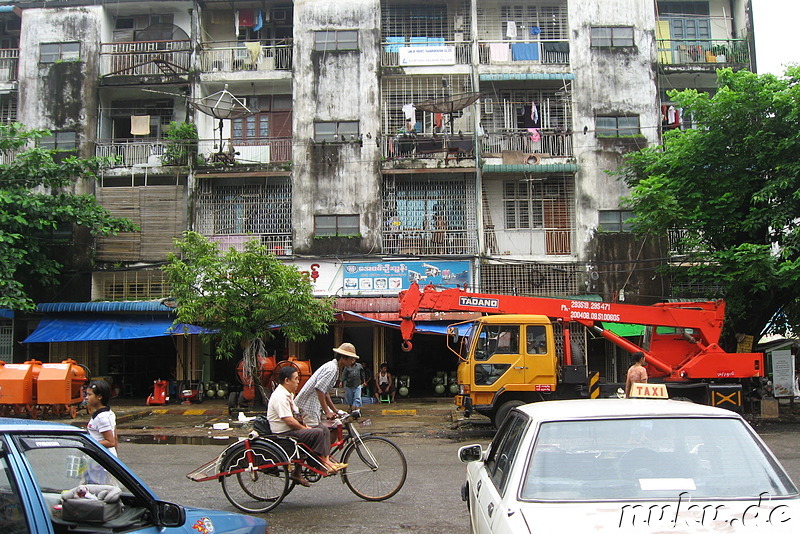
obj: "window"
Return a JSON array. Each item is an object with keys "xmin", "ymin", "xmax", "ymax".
[
  {"xmin": 504, "ymin": 181, "xmax": 544, "ymax": 229},
  {"xmin": 0, "ymin": 454, "xmax": 27, "ymax": 533},
  {"xmin": 596, "ymin": 116, "xmax": 640, "ymax": 137},
  {"xmin": 39, "ymin": 42, "xmax": 80, "ymax": 63},
  {"xmin": 313, "ymin": 121, "xmax": 359, "ymax": 142},
  {"xmin": 526, "ymin": 325, "xmax": 548, "ymax": 354},
  {"xmin": 232, "ymin": 95, "xmax": 293, "ymax": 140},
  {"xmin": 591, "ymin": 26, "xmax": 634, "ymax": 47},
  {"xmin": 315, "ymin": 215, "xmax": 360, "ymax": 237},
  {"xmin": 599, "ymin": 210, "xmax": 634, "ymax": 232},
  {"xmin": 40, "ymin": 131, "xmax": 77, "ymax": 151},
  {"xmin": 314, "ymin": 30, "xmax": 358, "ymax": 51},
  {"xmin": 475, "ymin": 325, "xmax": 520, "ymax": 361},
  {"xmin": 485, "ymin": 412, "xmax": 528, "ymax": 495}
]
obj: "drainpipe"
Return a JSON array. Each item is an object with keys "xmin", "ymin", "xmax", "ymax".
[{"xmin": 470, "ymin": 0, "xmax": 482, "ymax": 290}]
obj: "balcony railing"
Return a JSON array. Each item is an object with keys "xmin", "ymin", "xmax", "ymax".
[
  {"xmin": 382, "ymin": 229, "xmax": 477, "ymax": 255},
  {"xmin": 482, "ymin": 129, "xmax": 573, "ymax": 158},
  {"xmin": 657, "ymin": 39, "xmax": 749, "ymax": 67},
  {"xmin": 208, "ymin": 234, "xmax": 293, "ymax": 255},
  {"xmin": 380, "ymin": 134, "xmax": 475, "ymax": 160},
  {"xmin": 199, "ymin": 40, "xmax": 293, "ymax": 72},
  {"xmin": 100, "ymin": 40, "xmax": 192, "ymax": 77},
  {"xmin": 96, "ymin": 137, "xmax": 292, "ymax": 167},
  {"xmin": 0, "ymin": 48, "xmax": 18, "ymax": 82},
  {"xmin": 478, "ymin": 40, "xmax": 570, "ymax": 65},
  {"xmin": 380, "ymin": 40, "xmax": 471, "ymax": 67}
]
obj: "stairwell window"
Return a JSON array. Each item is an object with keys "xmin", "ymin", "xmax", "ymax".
[
  {"xmin": 591, "ymin": 26, "xmax": 634, "ymax": 47},
  {"xmin": 313, "ymin": 121, "xmax": 359, "ymax": 142},
  {"xmin": 40, "ymin": 42, "xmax": 81, "ymax": 63},
  {"xmin": 315, "ymin": 215, "xmax": 360, "ymax": 237},
  {"xmin": 599, "ymin": 210, "xmax": 634, "ymax": 232},
  {"xmin": 596, "ymin": 116, "xmax": 640, "ymax": 137},
  {"xmin": 314, "ymin": 30, "xmax": 358, "ymax": 51}
]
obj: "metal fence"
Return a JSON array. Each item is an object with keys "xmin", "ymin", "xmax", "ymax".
[
  {"xmin": 100, "ymin": 40, "xmax": 192, "ymax": 76},
  {"xmin": 199, "ymin": 40, "xmax": 293, "ymax": 72}
]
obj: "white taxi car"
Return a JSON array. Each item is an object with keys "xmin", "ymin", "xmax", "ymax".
[{"xmin": 459, "ymin": 399, "xmax": 799, "ymax": 533}]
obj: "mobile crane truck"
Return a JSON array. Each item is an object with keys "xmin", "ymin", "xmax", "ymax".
[{"xmin": 398, "ymin": 282, "xmax": 765, "ymax": 426}]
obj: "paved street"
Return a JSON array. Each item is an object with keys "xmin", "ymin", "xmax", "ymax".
[{"xmin": 113, "ymin": 403, "xmax": 800, "ymax": 533}]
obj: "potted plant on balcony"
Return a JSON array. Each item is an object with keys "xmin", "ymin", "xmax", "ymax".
[{"xmin": 162, "ymin": 121, "xmax": 199, "ymax": 166}]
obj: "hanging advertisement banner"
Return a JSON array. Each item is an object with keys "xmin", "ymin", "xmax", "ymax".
[
  {"xmin": 770, "ymin": 349, "xmax": 797, "ymax": 398},
  {"xmin": 398, "ymin": 46, "xmax": 456, "ymax": 66},
  {"xmin": 342, "ymin": 260, "xmax": 471, "ymax": 295}
]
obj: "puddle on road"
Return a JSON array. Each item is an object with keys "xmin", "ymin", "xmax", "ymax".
[{"xmin": 121, "ymin": 435, "xmax": 240, "ymax": 445}]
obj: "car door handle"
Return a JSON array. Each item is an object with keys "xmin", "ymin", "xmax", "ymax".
[
  {"xmin": 488, "ymin": 502, "xmax": 495, "ymax": 517},
  {"xmin": 513, "ymin": 366, "xmax": 526, "ymax": 370}
]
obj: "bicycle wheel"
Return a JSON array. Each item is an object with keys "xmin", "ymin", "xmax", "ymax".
[
  {"xmin": 220, "ymin": 443, "xmax": 290, "ymax": 513},
  {"xmin": 342, "ymin": 436, "xmax": 407, "ymax": 501}
]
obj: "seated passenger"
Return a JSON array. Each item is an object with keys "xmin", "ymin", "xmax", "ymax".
[{"xmin": 266, "ymin": 366, "xmax": 346, "ymax": 485}]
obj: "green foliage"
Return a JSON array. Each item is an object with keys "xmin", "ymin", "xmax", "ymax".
[
  {"xmin": 0, "ymin": 123, "xmax": 138, "ymax": 311},
  {"xmin": 163, "ymin": 232, "xmax": 337, "ymax": 359},
  {"xmin": 162, "ymin": 121, "xmax": 198, "ymax": 166},
  {"xmin": 619, "ymin": 67, "xmax": 800, "ymax": 338}
]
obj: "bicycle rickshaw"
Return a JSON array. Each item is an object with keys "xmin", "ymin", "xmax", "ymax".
[{"xmin": 187, "ymin": 409, "xmax": 407, "ymax": 513}]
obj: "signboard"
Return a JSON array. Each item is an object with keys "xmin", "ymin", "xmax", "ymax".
[
  {"xmin": 398, "ymin": 46, "xmax": 456, "ymax": 66},
  {"xmin": 288, "ymin": 260, "xmax": 343, "ymax": 296},
  {"xmin": 342, "ymin": 261, "xmax": 470, "ymax": 295},
  {"xmin": 628, "ymin": 383, "xmax": 668, "ymax": 399},
  {"xmin": 771, "ymin": 349, "xmax": 797, "ymax": 398}
]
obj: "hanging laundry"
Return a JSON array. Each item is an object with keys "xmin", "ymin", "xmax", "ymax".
[
  {"xmin": 488, "ymin": 42, "xmax": 510, "ymax": 62},
  {"xmin": 234, "ymin": 10, "xmax": 239, "ymax": 36},
  {"xmin": 531, "ymin": 101, "xmax": 539, "ymax": 125},
  {"xmin": 530, "ymin": 26, "xmax": 542, "ymax": 36},
  {"xmin": 401, "ymin": 103, "xmax": 416, "ymax": 126},
  {"xmin": 253, "ymin": 10, "xmax": 264, "ymax": 32},
  {"xmin": 522, "ymin": 105, "xmax": 539, "ymax": 128},
  {"xmin": 506, "ymin": 21, "xmax": 517, "ymax": 39},
  {"xmin": 528, "ymin": 128, "xmax": 541, "ymax": 143},
  {"xmin": 244, "ymin": 42, "xmax": 261, "ymax": 64},
  {"xmin": 130, "ymin": 115, "xmax": 150, "ymax": 136},
  {"xmin": 238, "ymin": 9, "xmax": 255, "ymax": 27},
  {"xmin": 434, "ymin": 113, "xmax": 443, "ymax": 130}
]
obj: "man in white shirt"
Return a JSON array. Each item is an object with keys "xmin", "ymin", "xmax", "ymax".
[{"xmin": 267, "ymin": 366, "xmax": 345, "ymax": 483}]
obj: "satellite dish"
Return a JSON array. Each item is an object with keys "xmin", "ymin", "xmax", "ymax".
[
  {"xmin": 414, "ymin": 92, "xmax": 482, "ymax": 114},
  {"xmin": 189, "ymin": 85, "xmax": 254, "ymax": 163}
]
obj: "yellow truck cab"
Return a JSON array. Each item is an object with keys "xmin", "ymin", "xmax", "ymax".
[{"xmin": 452, "ymin": 314, "xmax": 591, "ymax": 426}]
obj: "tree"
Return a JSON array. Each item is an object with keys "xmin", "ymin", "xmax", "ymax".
[
  {"xmin": 163, "ymin": 232, "xmax": 337, "ymax": 394},
  {"xmin": 0, "ymin": 123, "xmax": 137, "ymax": 311},
  {"xmin": 619, "ymin": 67, "xmax": 800, "ymax": 345}
]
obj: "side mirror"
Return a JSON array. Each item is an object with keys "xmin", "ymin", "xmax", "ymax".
[
  {"xmin": 458, "ymin": 444, "xmax": 483, "ymax": 463},
  {"xmin": 447, "ymin": 326, "xmax": 461, "ymax": 344},
  {"xmin": 155, "ymin": 501, "xmax": 186, "ymax": 527}
]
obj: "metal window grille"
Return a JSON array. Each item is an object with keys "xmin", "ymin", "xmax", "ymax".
[
  {"xmin": 95, "ymin": 270, "xmax": 170, "ymax": 301},
  {"xmin": 477, "ymin": 1, "xmax": 568, "ymax": 40},
  {"xmin": 381, "ymin": 2, "xmax": 471, "ymax": 41},
  {"xmin": 0, "ymin": 95, "xmax": 16, "ymax": 124},
  {"xmin": 195, "ymin": 176, "xmax": 292, "ymax": 238},
  {"xmin": 381, "ymin": 75, "xmax": 473, "ymax": 135},
  {"xmin": 0, "ymin": 324, "xmax": 11, "ymax": 363},
  {"xmin": 481, "ymin": 87, "xmax": 572, "ymax": 132},
  {"xmin": 480, "ymin": 262, "xmax": 579, "ymax": 296},
  {"xmin": 382, "ymin": 173, "xmax": 477, "ymax": 255}
]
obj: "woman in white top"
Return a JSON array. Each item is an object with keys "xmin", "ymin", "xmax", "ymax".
[{"xmin": 85, "ymin": 380, "xmax": 117, "ymax": 484}]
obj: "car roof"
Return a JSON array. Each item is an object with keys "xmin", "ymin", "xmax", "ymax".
[
  {"xmin": 515, "ymin": 398, "xmax": 742, "ymax": 421},
  {"xmin": 0, "ymin": 417, "xmax": 84, "ymax": 433}
]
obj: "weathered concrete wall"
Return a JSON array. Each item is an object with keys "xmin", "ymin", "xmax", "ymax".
[
  {"xmin": 18, "ymin": 6, "xmax": 101, "ymax": 163},
  {"xmin": 569, "ymin": 0, "xmax": 659, "ymax": 265},
  {"xmin": 292, "ymin": 0, "xmax": 381, "ymax": 254}
]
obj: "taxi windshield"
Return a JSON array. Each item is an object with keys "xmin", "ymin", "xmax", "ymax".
[{"xmin": 521, "ymin": 416, "xmax": 798, "ymax": 501}]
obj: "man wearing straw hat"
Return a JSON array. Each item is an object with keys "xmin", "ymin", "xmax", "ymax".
[{"xmin": 295, "ymin": 342, "xmax": 360, "ymax": 427}]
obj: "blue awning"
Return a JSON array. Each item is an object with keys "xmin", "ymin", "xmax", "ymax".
[
  {"xmin": 339, "ymin": 311, "xmax": 472, "ymax": 336},
  {"xmin": 0, "ymin": 309, "xmax": 13, "ymax": 319},
  {"xmin": 23, "ymin": 314, "xmax": 210, "ymax": 343}
]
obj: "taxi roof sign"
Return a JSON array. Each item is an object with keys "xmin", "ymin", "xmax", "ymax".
[{"xmin": 629, "ymin": 382, "xmax": 668, "ymax": 399}]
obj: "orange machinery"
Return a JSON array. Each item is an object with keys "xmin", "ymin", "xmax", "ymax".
[
  {"xmin": 0, "ymin": 359, "xmax": 87, "ymax": 419},
  {"xmin": 228, "ymin": 355, "xmax": 312, "ymax": 413}
]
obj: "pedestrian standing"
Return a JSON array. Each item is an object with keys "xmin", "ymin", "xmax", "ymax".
[
  {"xmin": 85, "ymin": 380, "xmax": 117, "ymax": 484},
  {"xmin": 341, "ymin": 358, "xmax": 366, "ymax": 411},
  {"xmin": 624, "ymin": 352, "xmax": 648, "ymax": 398}
]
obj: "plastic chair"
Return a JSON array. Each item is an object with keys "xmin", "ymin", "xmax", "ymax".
[{"xmin": 379, "ymin": 393, "xmax": 391, "ymax": 403}]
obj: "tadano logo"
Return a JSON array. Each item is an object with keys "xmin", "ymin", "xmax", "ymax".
[{"xmin": 459, "ymin": 296, "xmax": 499, "ymax": 308}]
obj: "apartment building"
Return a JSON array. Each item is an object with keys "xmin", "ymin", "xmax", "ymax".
[{"xmin": 1, "ymin": 0, "xmax": 754, "ymax": 395}]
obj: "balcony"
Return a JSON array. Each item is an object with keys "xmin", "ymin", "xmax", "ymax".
[
  {"xmin": 657, "ymin": 39, "xmax": 749, "ymax": 68},
  {"xmin": 0, "ymin": 48, "xmax": 18, "ymax": 83},
  {"xmin": 380, "ymin": 39, "xmax": 471, "ymax": 67},
  {"xmin": 478, "ymin": 40, "xmax": 570, "ymax": 66},
  {"xmin": 482, "ymin": 129, "xmax": 573, "ymax": 158},
  {"xmin": 96, "ymin": 137, "xmax": 292, "ymax": 168},
  {"xmin": 208, "ymin": 234, "xmax": 293, "ymax": 256},
  {"xmin": 199, "ymin": 40, "xmax": 293, "ymax": 73},
  {"xmin": 382, "ymin": 229, "xmax": 476, "ymax": 256},
  {"xmin": 380, "ymin": 133, "xmax": 475, "ymax": 162},
  {"xmin": 100, "ymin": 40, "xmax": 192, "ymax": 78}
]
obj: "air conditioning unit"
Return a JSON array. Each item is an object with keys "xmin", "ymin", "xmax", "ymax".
[{"xmin": 454, "ymin": 16, "xmax": 464, "ymax": 31}]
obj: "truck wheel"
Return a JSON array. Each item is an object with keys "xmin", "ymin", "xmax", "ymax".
[{"xmin": 493, "ymin": 400, "xmax": 525, "ymax": 428}]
